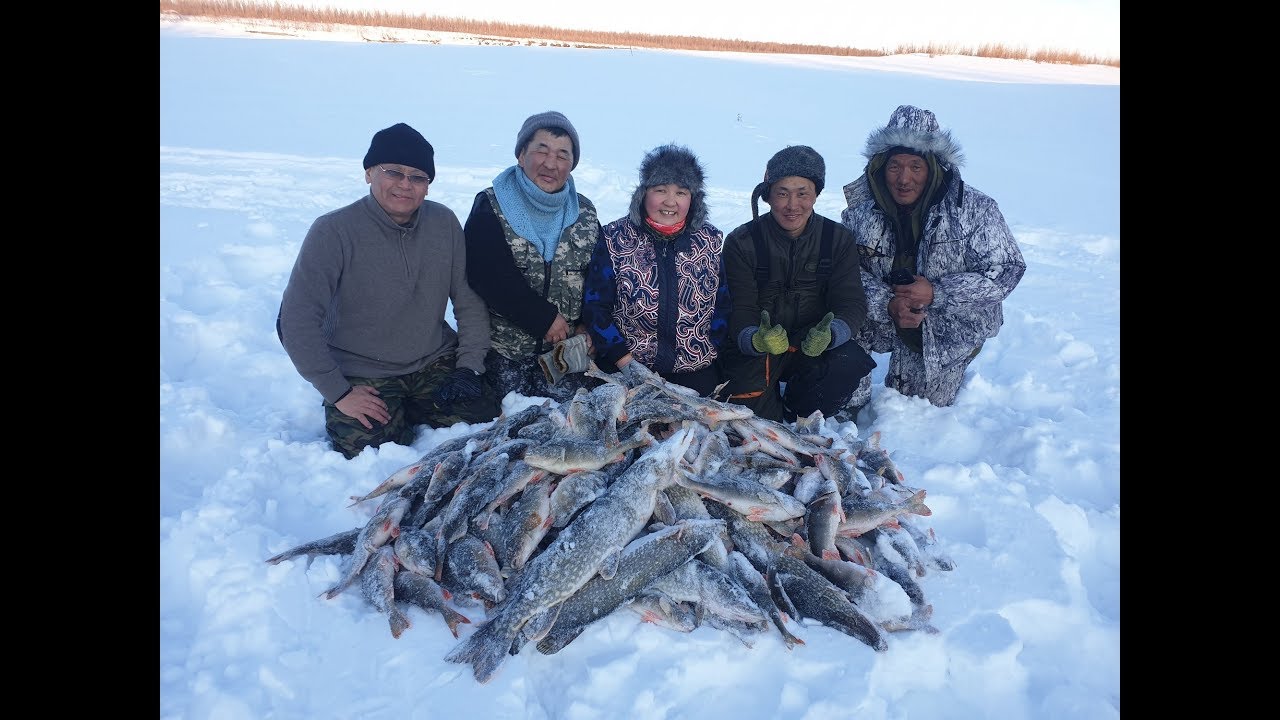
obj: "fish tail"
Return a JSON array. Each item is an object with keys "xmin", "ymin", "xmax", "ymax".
[
  {"xmin": 443, "ymin": 619, "xmax": 516, "ymax": 684},
  {"xmin": 390, "ymin": 609, "xmax": 412, "ymax": 639},
  {"xmin": 908, "ymin": 490, "xmax": 932, "ymax": 516}
]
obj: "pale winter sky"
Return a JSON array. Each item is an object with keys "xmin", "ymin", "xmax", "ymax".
[
  {"xmin": 159, "ymin": 18, "xmax": 1120, "ymax": 720},
  {"xmin": 260, "ymin": 0, "xmax": 1121, "ymax": 58}
]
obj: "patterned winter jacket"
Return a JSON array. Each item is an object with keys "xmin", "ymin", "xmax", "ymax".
[
  {"xmin": 582, "ymin": 218, "xmax": 730, "ymax": 373},
  {"xmin": 841, "ymin": 107, "xmax": 1026, "ymax": 376},
  {"xmin": 464, "ymin": 187, "xmax": 600, "ymax": 360}
]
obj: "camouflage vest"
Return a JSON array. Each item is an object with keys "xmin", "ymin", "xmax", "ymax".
[{"xmin": 483, "ymin": 186, "xmax": 599, "ymax": 359}]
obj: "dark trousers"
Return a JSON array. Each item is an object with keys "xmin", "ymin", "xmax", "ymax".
[
  {"xmin": 658, "ymin": 362, "xmax": 723, "ymax": 397},
  {"xmin": 718, "ymin": 342, "xmax": 875, "ymax": 422},
  {"xmin": 324, "ymin": 356, "xmax": 501, "ymax": 459}
]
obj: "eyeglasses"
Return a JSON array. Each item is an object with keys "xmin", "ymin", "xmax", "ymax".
[{"xmin": 378, "ymin": 166, "xmax": 431, "ymax": 186}]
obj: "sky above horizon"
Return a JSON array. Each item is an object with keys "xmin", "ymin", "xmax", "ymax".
[
  {"xmin": 160, "ymin": 22, "xmax": 1120, "ymax": 720},
  {"xmin": 243, "ymin": 0, "xmax": 1121, "ymax": 59}
]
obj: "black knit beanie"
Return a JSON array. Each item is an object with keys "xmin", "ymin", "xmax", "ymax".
[{"xmin": 363, "ymin": 123, "xmax": 436, "ymax": 181}]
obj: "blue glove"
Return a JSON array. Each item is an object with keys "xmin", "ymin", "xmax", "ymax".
[{"xmin": 435, "ymin": 367, "xmax": 483, "ymax": 404}]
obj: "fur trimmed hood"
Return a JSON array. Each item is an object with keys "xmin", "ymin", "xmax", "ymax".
[
  {"xmin": 627, "ymin": 144, "xmax": 709, "ymax": 229},
  {"xmin": 863, "ymin": 105, "xmax": 965, "ymax": 169}
]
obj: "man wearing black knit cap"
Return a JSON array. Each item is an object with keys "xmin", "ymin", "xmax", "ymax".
[
  {"xmin": 278, "ymin": 122, "xmax": 500, "ymax": 459},
  {"xmin": 717, "ymin": 145, "xmax": 876, "ymax": 423}
]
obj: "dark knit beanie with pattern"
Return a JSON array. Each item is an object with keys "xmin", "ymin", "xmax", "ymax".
[
  {"xmin": 514, "ymin": 111, "xmax": 582, "ymax": 170},
  {"xmin": 362, "ymin": 123, "xmax": 436, "ymax": 181},
  {"xmin": 752, "ymin": 145, "xmax": 826, "ymax": 219}
]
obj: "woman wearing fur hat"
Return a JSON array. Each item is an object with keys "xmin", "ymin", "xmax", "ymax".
[
  {"xmin": 277, "ymin": 122, "xmax": 500, "ymax": 459},
  {"xmin": 463, "ymin": 110, "xmax": 602, "ymax": 403},
  {"xmin": 840, "ymin": 105, "xmax": 1026, "ymax": 413},
  {"xmin": 717, "ymin": 145, "xmax": 876, "ymax": 423},
  {"xmin": 581, "ymin": 144, "xmax": 730, "ymax": 396}
]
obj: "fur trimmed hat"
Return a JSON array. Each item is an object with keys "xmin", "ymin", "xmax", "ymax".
[
  {"xmin": 363, "ymin": 123, "xmax": 435, "ymax": 181},
  {"xmin": 515, "ymin": 111, "xmax": 581, "ymax": 170},
  {"xmin": 863, "ymin": 105, "xmax": 964, "ymax": 168},
  {"xmin": 752, "ymin": 145, "xmax": 825, "ymax": 219},
  {"xmin": 628, "ymin": 144, "xmax": 708, "ymax": 228}
]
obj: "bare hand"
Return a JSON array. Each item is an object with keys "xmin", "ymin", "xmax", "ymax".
[
  {"xmin": 335, "ymin": 385, "xmax": 390, "ymax": 430},
  {"xmin": 544, "ymin": 313, "xmax": 571, "ymax": 344},
  {"xmin": 889, "ymin": 295, "xmax": 926, "ymax": 328},
  {"xmin": 891, "ymin": 273, "xmax": 934, "ymax": 309}
]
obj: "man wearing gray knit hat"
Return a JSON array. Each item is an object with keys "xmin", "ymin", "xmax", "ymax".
[
  {"xmin": 716, "ymin": 145, "xmax": 875, "ymax": 423},
  {"xmin": 839, "ymin": 104, "xmax": 1025, "ymax": 416},
  {"xmin": 464, "ymin": 110, "xmax": 602, "ymax": 402}
]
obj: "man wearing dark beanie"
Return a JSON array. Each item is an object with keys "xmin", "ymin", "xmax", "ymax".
[
  {"xmin": 717, "ymin": 145, "xmax": 876, "ymax": 423},
  {"xmin": 277, "ymin": 122, "xmax": 500, "ymax": 459},
  {"xmin": 463, "ymin": 110, "xmax": 602, "ymax": 402}
]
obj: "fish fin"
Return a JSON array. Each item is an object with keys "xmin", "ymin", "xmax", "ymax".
[
  {"xmin": 522, "ymin": 604, "xmax": 563, "ymax": 644},
  {"xmin": 598, "ymin": 547, "xmax": 622, "ymax": 580}
]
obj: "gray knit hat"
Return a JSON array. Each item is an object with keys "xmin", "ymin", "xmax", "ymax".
[
  {"xmin": 514, "ymin": 111, "xmax": 581, "ymax": 169},
  {"xmin": 628, "ymin": 143, "xmax": 708, "ymax": 228},
  {"xmin": 752, "ymin": 145, "xmax": 825, "ymax": 219}
]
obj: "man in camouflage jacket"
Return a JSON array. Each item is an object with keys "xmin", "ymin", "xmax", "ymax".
[
  {"xmin": 841, "ymin": 105, "xmax": 1026, "ymax": 413},
  {"xmin": 465, "ymin": 111, "xmax": 601, "ymax": 403}
]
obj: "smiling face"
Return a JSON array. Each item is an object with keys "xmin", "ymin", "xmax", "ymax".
[
  {"xmin": 884, "ymin": 152, "xmax": 929, "ymax": 207},
  {"xmin": 366, "ymin": 163, "xmax": 430, "ymax": 224},
  {"xmin": 518, "ymin": 129, "xmax": 575, "ymax": 193},
  {"xmin": 643, "ymin": 183, "xmax": 691, "ymax": 226},
  {"xmin": 765, "ymin": 176, "xmax": 817, "ymax": 238}
]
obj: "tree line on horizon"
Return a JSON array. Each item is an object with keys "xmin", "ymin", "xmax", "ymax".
[{"xmin": 159, "ymin": 0, "xmax": 1119, "ymax": 68}]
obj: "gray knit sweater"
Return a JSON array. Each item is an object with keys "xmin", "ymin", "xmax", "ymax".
[{"xmin": 279, "ymin": 193, "xmax": 491, "ymax": 403}]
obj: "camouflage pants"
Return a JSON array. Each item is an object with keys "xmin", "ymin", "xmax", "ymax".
[
  {"xmin": 846, "ymin": 343, "xmax": 981, "ymax": 411},
  {"xmin": 325, "ymin": 356, "xmax": 501, "ymax": 459},
  {"xmin": 483, "ymin": 349, "xmax": 600, "ymax": 404}
]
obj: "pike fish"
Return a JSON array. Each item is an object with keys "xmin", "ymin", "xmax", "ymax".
[
  {"xmin": 535, "ymin": 518, "xmax": 726, "ymax": 655},
  {"xmin": 444, "ymin": 426, "xmax": 695, "ymax": 683}
]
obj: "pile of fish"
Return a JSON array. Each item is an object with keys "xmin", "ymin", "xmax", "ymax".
[{"xmin": 264, "ymin": 363, "xmax": 955, "ymax": 683}]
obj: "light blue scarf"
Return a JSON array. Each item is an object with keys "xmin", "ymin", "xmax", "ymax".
[{"xmin": 491, "ymin": 165, "xmax": 580, "ymax": 262}]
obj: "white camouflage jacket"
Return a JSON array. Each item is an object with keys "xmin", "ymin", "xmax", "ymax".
[{"xmin": 840, "ymin": 105, "xmax": 1026, "ymax": 376}]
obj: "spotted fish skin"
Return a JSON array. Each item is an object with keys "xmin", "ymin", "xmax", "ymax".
[
  {"xmin": 444, "ymin": 426, "xmax": 695, "ymax": 683},
  {"xmin": 535, "ymin": 518, "xmax": 726, "ymax": 655}
]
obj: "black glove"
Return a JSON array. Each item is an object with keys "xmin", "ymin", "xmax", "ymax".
[{"xmin": 435, "ymin": 367, "xmax": 483, "ymax": 404}]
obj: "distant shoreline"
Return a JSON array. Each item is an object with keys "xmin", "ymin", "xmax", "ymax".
[{"xmin": 158, "ymin": 1, "xmax": 1119, "ymax": 68}]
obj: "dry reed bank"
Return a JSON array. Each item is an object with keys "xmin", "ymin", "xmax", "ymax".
[{"xmin": 160, "ymin": 0, "xmax": 1119, "ymax": 68}]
